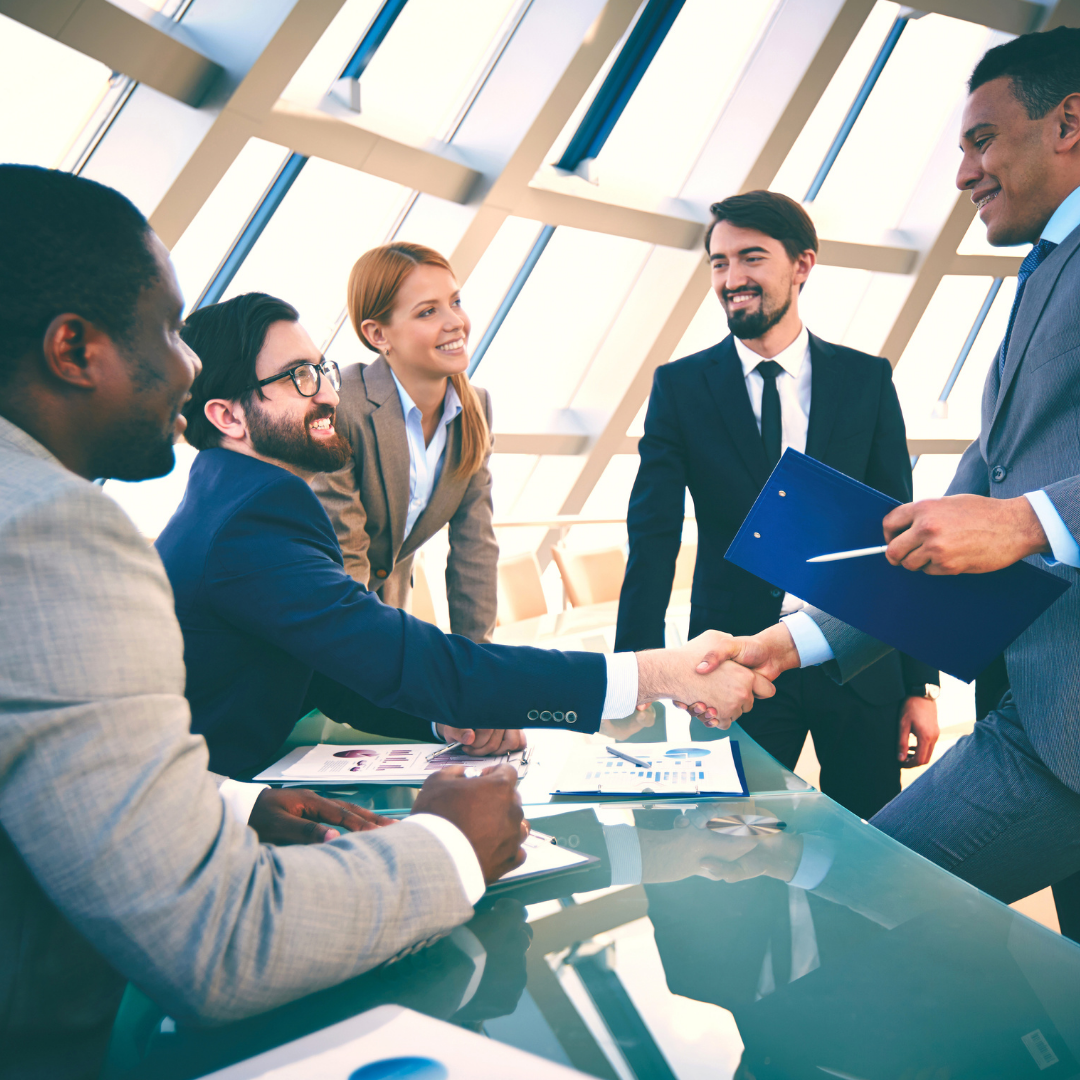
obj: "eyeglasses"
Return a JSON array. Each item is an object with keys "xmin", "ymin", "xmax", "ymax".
[{"xmin": 254, "ymin": 359, "xmax": 341, "ymax": 398}]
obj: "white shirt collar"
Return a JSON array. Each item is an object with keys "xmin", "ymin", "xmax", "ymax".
[
  {"xmin": 1041, "ymin": 183, "xmax": 1080, "ymax": 245},
  {"xmin": 733, "ymin": 324, "xmax": 810, "ymax": 380},
  {"xmin": 390, "ymin": 369, "xmax": 462, "ymax": 429}
]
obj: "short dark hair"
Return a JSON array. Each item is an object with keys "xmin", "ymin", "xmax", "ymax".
[
  {"xmin": 0, "ymin": 165, "xmax": 159, "ymax": 376},
  {"xmin": 969, "ymin": 27, "xmax": 1080, "ymax": 119},
  {"xmin": 180, "ymin": 292, "xmax": 299, "ymax": 451},
  {"xmin": 704, "ymin": 190, "xmax": 819, "ymax": 260}
]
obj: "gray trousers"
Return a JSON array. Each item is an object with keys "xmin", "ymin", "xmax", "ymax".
[{"xmin": 872, "ymin": 698, "xmax": 1080, "ymax": 906}]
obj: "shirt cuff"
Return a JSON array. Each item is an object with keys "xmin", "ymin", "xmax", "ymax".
[
  {"xmin": 1025, "ymin": 490, "xmax": 1080, "ymax": 568},
  {"xmin": 780, "ymin": 612, "xmax": 835, "ymax": 667},
  {"xmin": 601, "ymin": 823, "xmax": 643, "ymax": 885},
  {"xmin": 788, "ymin": 834, "xmax": 836, "ymax": 891},
  {"xmin": 601, "ymin": 652, "xmax": 639, "ymax": 719},
  {"xmin": 431, "ymin": 722, "xmax": 442, "ymax": 741},
  {"xmin": 219, "ymin": 778, "xmax": 269, "ymax": 825},
  {"xmin": 406, "ymin": 813, "xmax": 486, "ymax": 905}
]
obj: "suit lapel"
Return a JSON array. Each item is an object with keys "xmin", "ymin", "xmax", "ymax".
[
  {"xmin": 991, "ymin": 225, "xmax": 1080, "ymax": 435},
  {"xmin": 704, "ymin": 336, "xmax": 770, "ymax": 486},
  {"xmin": 804, "ymin": 333, "xmax": 841, "ymax": 461},
  {"xmin": 363, "ymin": 356, "xmax": 411, "ymax": 553}
]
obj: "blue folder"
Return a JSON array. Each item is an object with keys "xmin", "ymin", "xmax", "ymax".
[{"xmin": 724, "ymin": 450, "xmax": 1070, "ymax": 682}]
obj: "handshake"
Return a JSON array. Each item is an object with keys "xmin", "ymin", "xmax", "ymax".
[{"xmin": 607, "ymin": 622, "xmax": 802, "ymax": 738}]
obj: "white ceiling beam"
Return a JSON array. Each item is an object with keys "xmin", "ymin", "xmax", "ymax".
[
  {"xmin": 950, "ymin": 253, "xmax": 1024, "ymax": 276},
  {"xmin": 818, "ymin": 238, "xmax": 917, "ymax": 274},
  {"xmin": 919, "ymin": 0, "xmax": 1043, "ymax": 34},
  {"xmin": 908, "ymin": 437, "xmax": 975, "ymax": 454},
  {"xmin": 450, "ymin": 0, "xmax": 643, "ymax": 280},
  {"xmin": 0, "ymin": 0, "xmax": 223, "ymax": 106},
  {"xmin": 261, "ymin": 101, "xmax": 482, "ymax": 204},
  {"xmin": 149, "ymin": 0, "xmax": 351, "ymax": 248}
]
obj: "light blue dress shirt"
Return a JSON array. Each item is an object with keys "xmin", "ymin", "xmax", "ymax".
[
  {"xmin": 391, "ymin": 371, "xmax": 462, "ymax": 542},
  {"xmin": 784, "ymin": 185, "xmax": 1080, "ymax": 668}
]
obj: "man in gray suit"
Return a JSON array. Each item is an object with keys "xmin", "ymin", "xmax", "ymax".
[
  {"xmin": 710, "ymin": 29, "xmax": 1080, "ymax": 935},
  {"xmin": 0, "ymin": 165, "xmax": 531, "ymax": 1079}
]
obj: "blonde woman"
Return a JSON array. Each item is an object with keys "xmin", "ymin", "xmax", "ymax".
[{"xmin": 312, "ymin": 243, "xmax": 498, "ymax": 643}]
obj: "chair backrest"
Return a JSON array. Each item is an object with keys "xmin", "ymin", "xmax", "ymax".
[
  {"xmin": 409, "ymin": 553, "xmax": 439, "ymax": 625},
  {"xmin": 550, "ymin": 543, "xmax": 627, "ymax": 607},
  {"xmin": 672, "ymin": 542, "xmax": 697, "ymax": 590},
  {"xmin": 496, "ymin": 551, "xmax": 548, "ymax": 625}
]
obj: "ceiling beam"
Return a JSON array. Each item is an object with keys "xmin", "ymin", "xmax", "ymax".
[
  {"xmin": 0, "ymin": 0, "xmax": 223, "ymax": 107},
  {"xmin": 149, "ymin": 0, "xmax": 351, "ymax": 248},
  {"xmin": 920, "ymin": 0, "xmax": 1043, "ymax": 34},
  {"xmin": 950, "ymin": 253, "xmax": 1023, "ymax": 276},
  {"xmin": 261, "ymin": 101, "xmax": 482, "ymax": 204}
]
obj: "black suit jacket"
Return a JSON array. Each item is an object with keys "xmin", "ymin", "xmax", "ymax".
[{"xmin": 615, "ymin": 332, "xmax": 937, "ymax": 704}]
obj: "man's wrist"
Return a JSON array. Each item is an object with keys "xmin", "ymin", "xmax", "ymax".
[{"xmin": 1012, "ymin": 494, "xmax": 1051, "ymax": 557}]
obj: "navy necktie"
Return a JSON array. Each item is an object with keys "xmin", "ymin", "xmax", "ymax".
[
  {"xmin": 756, "ymin": 360, "xmax": 784, "ymax": 468},
  {"xmin": 999, "ymin": 238, "xmax": 1057, "ymax": 376}
]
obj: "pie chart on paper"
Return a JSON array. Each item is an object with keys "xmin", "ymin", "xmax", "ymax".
[
  {"xmin": 664, "ymin": 747, "xmax": 711, "ymax": 758},
  {"xmin": 349, "ymin": 1058, "xmax": 449, "ymax": 1080}
]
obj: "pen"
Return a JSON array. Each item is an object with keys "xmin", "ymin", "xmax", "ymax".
[
  {"xmin": 707, "ymin": 819, "xmax": 787, "ymax": 830},
  {"xmin": 606, "ymin": 745, "xmax": 650, "ymax": 768},
  {"xmin": 528, "ymin": 829, "xmax": 557, "ymax": 845},
  {"xmin": 427, "ymin": 741, "xmax": 463, "ymax": 761},
  {"xmin": 806, "ymin": 544, "xmax": 889, "ymax": 563}
]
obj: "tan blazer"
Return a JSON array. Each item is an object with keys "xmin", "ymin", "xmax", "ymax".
[{"xmin": 312, "ymin": 356, "xmax": 499, "ymax": 643}]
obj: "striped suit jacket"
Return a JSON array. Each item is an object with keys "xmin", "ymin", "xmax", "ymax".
[{"xmin": 807, "ymin": 221, "xmax": 1080, "ymax": 792}]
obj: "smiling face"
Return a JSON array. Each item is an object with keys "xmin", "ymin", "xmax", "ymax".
[
  {"xmin": 361, "ymin": 263, "xmax": 470, "ymax": 381},
  {"xmin": 708, "ymin": 222, "xmax": 809, "ymax": 342},
  {"xmin": 245, "ymin": 319, "xmax": 350, "ymax": 472},
  {"xmin": 955, "ymin": 76, "xmax": 1069, "ymax": 247}
]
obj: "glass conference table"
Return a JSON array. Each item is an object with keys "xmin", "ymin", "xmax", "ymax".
[{"xmin": 102, "ymin": 719, "xmax": 1080, "ymax": 1080}]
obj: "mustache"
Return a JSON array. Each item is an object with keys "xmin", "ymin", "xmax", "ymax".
[{"xmin": 306, "ymin": 405, "xmax": 336, "ymax": 425}]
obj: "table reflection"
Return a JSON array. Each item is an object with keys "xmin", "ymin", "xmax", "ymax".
[{"xmin": 106, "ymin": 794, "xmax": 1080, "ymax": 1080}]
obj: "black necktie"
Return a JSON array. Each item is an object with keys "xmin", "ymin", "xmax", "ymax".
[
  {"xmin": 999, "ymin": 237, "xmax": 1056, "ymax": 376},
  {"xmin": 756, "ymin": 360, "xmax": 784, "ymax": 468}
]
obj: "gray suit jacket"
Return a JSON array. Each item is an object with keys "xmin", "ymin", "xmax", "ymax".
[
  {"xmin": 0, "ymin": 416, "xmax": 473, "ymax": 1079},
  {"xmin": 311, "ymin": 358, "xmax": 499, "ymax": 643},
  {"xmin": 807, "ymin": 222, "xmax": 1080, "ymax": 792}
]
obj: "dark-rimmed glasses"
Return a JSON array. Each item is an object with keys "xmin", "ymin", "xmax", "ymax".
[{"xmin": 254, "ymin": 359, "xmax": 341, "ymax": 398}]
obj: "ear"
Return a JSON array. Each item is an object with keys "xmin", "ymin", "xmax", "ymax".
[
  {"xmin": 1056, "ymin": 92, "xmax": 1080, "ymax": 153},
  {"xmin": 360, "ymin": 318, "xmax": 389, "ymax": 353},
  {"xmin": 41, "ymin": 314, "xmax": 114, "ymax": 390},
  {"xmin": 793, "ymin": 249, "xmax": 817, "ymax": 287},
  {"xmin": 204, "ymin": 398, "xmax": 250, "ymax": 443}
]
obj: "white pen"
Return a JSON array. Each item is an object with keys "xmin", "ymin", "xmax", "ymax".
[
  {"xmin": 606, "ymin": 745, "xmax": 650, "ymax": 768},
  {"xmin": 806, "ymin": 544, "xmax": 889, "ymax": 563}
]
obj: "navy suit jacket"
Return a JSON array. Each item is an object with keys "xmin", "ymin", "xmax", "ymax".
[
  {"xmin": 615, "ymin": 333, "xmax": 937, "ymax": 704},
  {"xmin": 156, "ymin": 450, "xmax": 605, "ymax": 776}
]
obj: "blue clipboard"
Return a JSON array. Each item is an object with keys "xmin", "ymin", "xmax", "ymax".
[{"xmin": 724, "ymin": 450, "xmax": 1070, "ymax": 682}]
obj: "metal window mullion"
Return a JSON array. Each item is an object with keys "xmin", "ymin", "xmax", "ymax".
[
  {"xmin": 804, "ymin": 14, "xmax": 908, "ymax": 202},
  {"xmin": 468, "ymin": 224, "xmax": 556, "ymax": 376}
]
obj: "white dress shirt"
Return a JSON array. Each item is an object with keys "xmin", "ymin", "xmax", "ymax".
[
  {"xmin": 785, "ymin": 189, "xmax": 1080, "ymax": 668},
  {"xmin": 734, "ymin": 326, "xmax": 812, "ymax": 616}
]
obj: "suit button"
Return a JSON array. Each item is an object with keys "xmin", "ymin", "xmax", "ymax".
[
  {"xmin": 991, "ymin": 465, "xmax": 1008, "ymax": 482},
  {"xmin": 566, "ymin": 711, "xmax": 577, "ymax": 724},
  {"xmin": 375, "ymin": 568, "xmax": 388, "ymax": 579},
  {"xmin": 527, "ymin": 710, "xmax": 539, "ymax": 721},
  {"xmin": 540, "ymin": 711, "xmax": 553, "ymax": 722},
  {"xmin": 770, "ymin": 588, "xmax": 782, "ymax": 598},
  {"xmin": 553, "ymin": 711, "xmax": 564, "ymax": 722}
]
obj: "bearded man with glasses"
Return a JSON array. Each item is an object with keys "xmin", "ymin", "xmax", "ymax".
[{"xmin": 157, "ymin": 291, "xmax": 776, "ymax": 800}]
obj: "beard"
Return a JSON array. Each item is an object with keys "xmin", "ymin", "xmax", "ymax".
[
  {"xmin": 96, "ymin": 406, "xmax": 180, "ymax": 481},
  {"xmin": 247, "ymin": 399, "xmax": 351, "ymax": 473},
  {"xmin": 724, "ymin": 288, "xmax": 793, "ymax": 341}
]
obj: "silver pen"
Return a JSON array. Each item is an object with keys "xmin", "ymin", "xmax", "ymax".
[
  {"xmin": 426, "ymin": 740, "xmax": 463, "ymax": 761},
  {"xmin": 606, "ymin": 745, "xmax": 650, "ymax": 768}
]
